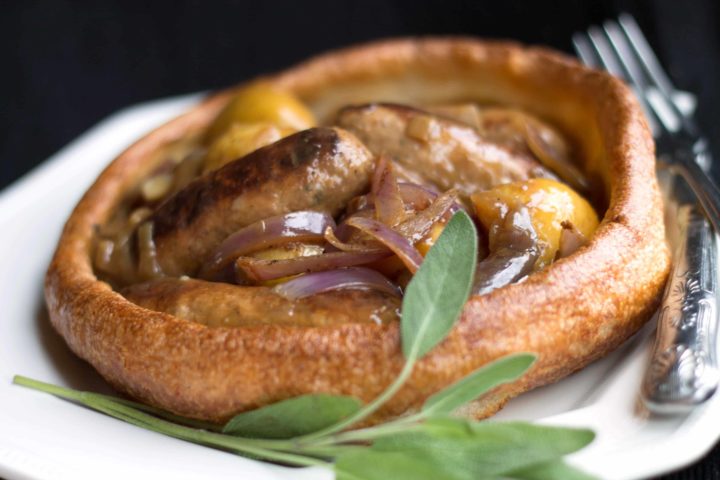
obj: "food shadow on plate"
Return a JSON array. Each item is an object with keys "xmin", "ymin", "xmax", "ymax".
[{"xmin": 35, "ymin": 290, "xmax": 116, "ymax": 395}]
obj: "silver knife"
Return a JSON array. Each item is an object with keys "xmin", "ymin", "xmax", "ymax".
[{"xmin": 641, "ymin": 169, "xmax": 720, "ymax": 414}]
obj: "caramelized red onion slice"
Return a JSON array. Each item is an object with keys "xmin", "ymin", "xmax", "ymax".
[
  {"xmin": 473, "ymin": 208, "xmax": 540, "ymax": 295},
  {"xmin": 324, "ymin": 225, "xmax": 386, "ymax": 253},
  {"xmin": 394, "ymin": 190, "xmax": 459, "ymax": 243},
  {"xmin": 345, "ymin": 182, "xmax": 438, "ymax": 216},
  {"xmin": 273, "ymin": 267, "xmax": 401, "ymax": 299},
  {"xmin": 136, "ymin": 222, "xmax": 164, "ymax": 280},
  {"xmin": 398, "ymin": 182, "xmax": 438, "ymax": 210},
  {"xmin": 200, "ymin": 211, "xmax": 335, "ymax": 279},
  {"xmin": 324, "ymin": 189, "xmax": 458, "ymax": 267},
  {"xmin": 345, "ymin": 194, "xmax": 373, "ymax": 215},
  {"xmin": 525, "ymin": 122, "xmax": 590, "ymax": 192},
  {"xmin": 473, "ymin": 248, "xmax": 538, "ymax": 296},
  {"xmin": 236, "ymin": 251, "xmax": 390, "ymax": 282},
  {"xmin": 345, "ymin": 216, "xmax": 423, "ymax": 273},
  {"xmin": 372, "ymin": 156, "xmax": 406, "ymax": 226}
]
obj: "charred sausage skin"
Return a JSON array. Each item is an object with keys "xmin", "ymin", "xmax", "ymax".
[{"xmin": 149, "ymin": 127, "xmax": 375, "ymax": 276}]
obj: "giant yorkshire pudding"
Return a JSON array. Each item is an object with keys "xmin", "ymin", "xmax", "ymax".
[{"xmin": 45, "ymin": 38, "xmax": 670, "ymax": 424}]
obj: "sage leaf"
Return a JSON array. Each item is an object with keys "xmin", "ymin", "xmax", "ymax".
[
  {"xmin": 422, "ymin": 353, "xmax": 536, "ymax": 415},
  {"xmin": 401, "ymin": 210, "xmax": 478, "ymax": 360},
  {"xmin": 370, "ymin": 418, "xmax": 595, "ymax": 478},
  {"xmin": 222, "ymin": 394, "xmax": 361, "ymax": 439},
  {"xmin": 508, "ymin": 459, "xmax": 598, "ymax": 480},
  {"xmin": 335, "ymin": 449, "xmax": 463, "ymax": 480}
]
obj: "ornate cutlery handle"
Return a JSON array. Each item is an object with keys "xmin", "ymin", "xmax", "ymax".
[
  {"xmin": 675, "ymin": 141, "xmax": 720, "ymax": 236},
  {"xmin": 641, "ymin": 204, "xmax": 720, "ymax": 414}
]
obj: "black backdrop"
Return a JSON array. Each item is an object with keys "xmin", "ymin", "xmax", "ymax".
[{"xmin": 2, "ymin": 1, "xmax": 720, "ymax": 478}]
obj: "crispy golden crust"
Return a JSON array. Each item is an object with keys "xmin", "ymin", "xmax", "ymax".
[{"xmin": 45, "ymin": 38, "xmax": 669, "ymax": 423}]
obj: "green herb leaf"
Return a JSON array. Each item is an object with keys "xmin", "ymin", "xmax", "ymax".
[
  {"xmin": 507, "ymin": 459, "xmax": 599, "ymax": 480},
  {"xmin": 334, "ymin": 425, "xmax": 597, "ymax": 480},
  {"xmin": 422, "ymin": 353, "xmax": 536, "ymax": 416},
  {"xmin": 369, "ymin": 418, "xmax": 595, "ymax": 478},
  {"xmin": 401, "ymin": 210, "xmax": 478, "ymax": 360},
  {"xmin": 223, "ymin": 394, "xmax": 362, "ymax": 439},
  {"xmin": 335, "ymin": 449, "xmax": 459, "ymax": 480}
]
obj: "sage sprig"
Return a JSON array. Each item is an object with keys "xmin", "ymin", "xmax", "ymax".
[
  {"xmin": 14, "ymin": 211, "xmax": 597, "ymax": 479},
  {"xmin": 223, "ymin": 394, "xmax": 362, "ymax": 439}
]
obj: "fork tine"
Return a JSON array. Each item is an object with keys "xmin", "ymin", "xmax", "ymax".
[
  {"xmin": 572, "ymin": 33, "xmax": 599, "ymax": 68},
  {"xmin": 580, "ymin": 27, "xmax": 660, "ymax": 136},
  {"xmin": 618, "ymin": 14, "xmax": 676, "ymax": 96},
  {"xmin": 603, "ymin": 21, "xmax": 648, "ymax": 88},
  {"xmin": 601, "ymin": 20, "xmax": 676, "ymax": 133},
  {"xmin": 587, "ymin": 26, "xmax": 626, "ymax": 78},
  {"xmin": 616, "ymin": 14, "xmax": 698, "ymax": 135}
]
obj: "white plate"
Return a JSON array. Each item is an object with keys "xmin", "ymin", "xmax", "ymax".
[{"xmin": 1, "ymin": 94, "xmax": 718, "ymax": 480}]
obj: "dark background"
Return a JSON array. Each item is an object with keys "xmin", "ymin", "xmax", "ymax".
[{"xmin": 2, "ymin": 0, "xmax": 720, "ymax": 478}]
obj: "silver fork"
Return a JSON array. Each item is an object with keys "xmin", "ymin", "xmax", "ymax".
[{"xmin": 573, "ymin": 14, "xmax": 720, "ymax": 414}]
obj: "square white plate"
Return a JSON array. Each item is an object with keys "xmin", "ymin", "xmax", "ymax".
[{"xmin": 1, "ymin": 94, "xmax": 719, "ymax": 480}]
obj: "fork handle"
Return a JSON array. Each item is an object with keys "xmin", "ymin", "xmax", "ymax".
[
  {"xmin": 674, "ymin": 145, "xmax": 720, "ymax": 235},
  {"xmin": 641, "ymin": 201, "xmax": 720, "ymax": 414}
]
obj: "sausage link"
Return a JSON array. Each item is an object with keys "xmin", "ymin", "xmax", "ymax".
[
  {"xmin": 336, "ymin": 104, "xmax": 553, "ymax": 197},
  {"xmin": 123, "ymin": 278, "xmax": 399, "ymax": 327},
  {"xmin": 148, "ymin": 127, "xmax": 374, "ymax": 276}
]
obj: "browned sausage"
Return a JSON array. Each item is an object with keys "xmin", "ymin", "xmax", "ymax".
[
  {"xmin": 148, "ymin": 127, "xmax": 375, "ymax": 276},
  {"xmin": 122, "ymin": 278, "xmax": 399, "ymax": 327},
  {"xmin": 336, "ymin": 104, "xmax": 553, "ymax": 197}
]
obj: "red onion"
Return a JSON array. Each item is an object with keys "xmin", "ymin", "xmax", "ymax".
[
  {"xmin": 397, "ymin": 182, "xmax": 438, "ymax": 210},
  {"xmin": 336, "ymin": 209, "xmax": 377, "ymax": 241},
  {"xmin": 200, "ymin": 211, "xmax": 335, "ymax": 279},
  {"xmin": 473, "ymin": 207, "xmax": 540, "ymax": 295},
  {"xmin": 273, "ymin": 267, "xmax": 401, "ymax": 299},
  {"xmin": 323, "ymin": 225, "xmax": 385, "ymax": 253},
  {"xmin": 236, "ymin": 251, "xmax": 390, "ymax": 282},
  {"xmin": 372, "ymin": 156, "xmax": 406, "ymax": 226},
  {"xmin": 345, "ymin": 194, "xmax": 373, "ymax": 215},
  {"xmin": 345, "ymin": 216, "xmax": 423, "ymax": 273},
  {"xmin": 395, "ymin": 190, "xmax": 459, "ymax": 243},
  {"xmin": 473, "ymin": 248, "xmax": 538, "ymax": 296},
  {"xmin": 345, "ymin": 182, "xmax": 437, "ymax": 216},
  {"xmin": 323, "ymin": 190, "xmax": 457, "ymax": 270},
  {"xmin": 525, "ymin": 121, "xmax": 589, "ymax": 192}
]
